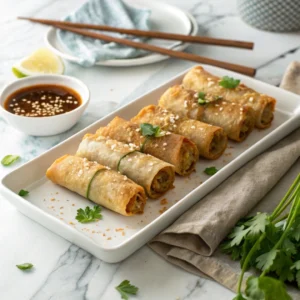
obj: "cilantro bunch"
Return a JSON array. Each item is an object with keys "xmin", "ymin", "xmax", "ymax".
[{"xmin": 221, "ymin": 174, "xmax": 300, "ymax": 300}]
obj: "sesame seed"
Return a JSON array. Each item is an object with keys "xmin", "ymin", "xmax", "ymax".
[
  {"xmin": 163, "ymin": 143, "xmax": 167, "ymax": 146},
  {"xmin": 191, "ymin": 125, "xmax": 196, "ymax": 129}
]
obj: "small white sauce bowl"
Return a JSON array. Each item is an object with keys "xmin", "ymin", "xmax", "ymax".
[{"xmin": 0, "ymin": 75, "xmax": 90, "ymax": 136}]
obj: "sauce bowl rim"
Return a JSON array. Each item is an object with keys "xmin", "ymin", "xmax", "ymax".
[{"xmin": 0, "ymin": 74, "xmax": 90, "ymax": 120}]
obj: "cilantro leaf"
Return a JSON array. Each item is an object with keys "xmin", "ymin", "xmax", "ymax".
[
  {"xmin": 271, "ymin": 252, "xmax": 294, "ymax": 282},
  {"xmin": 115, "ymin": 280, "xmax": 138, "ymax": 300},
  {"xmin": 246, "ymin": 276, "xmax": 291, "ymax": 300},
  {"xmin": 140, "ymin": 123, "xmax": 162, "ymax": 138},
  {"xmin": 18, "ymin": 189, "xmax": 29, "ymax": 197},
  {"xmin": 296, "ymin": 270, "xmax": 300, "ymax": 288},
  {"xmin": 227, "ymin": 225, "xmax": 251, "ymax": 247},
  {"xmin": 291, "ymin": 260, "xmax": 300, "ymax": 270},
  {"xmin": 75, "ymin": 206, "xmax": 102, "ymax": 223},
  {"xmin": 204, "ymin": 167, "xmax": 218, "ymax": 176},
  {"xmin": 16, "ymin": 263, "xmax": 33, "ymax": 270},
  {"xmin": 219, "ymin": 76, "xmax": 240, "ymax": 89},
  {"xmin": 256, "ymin": 249, "xmax": 277, "ymax": 271},
  {"xmin": 245, "ymin": 213, "xmax": 269, "ymax": 236},
  {"xmin": 1, "ymin": 155, "xmax": 20, "ymax": 166},
  {"xmin": 282, "ymin": 238, "xmax": 296, "ymax": 256}
]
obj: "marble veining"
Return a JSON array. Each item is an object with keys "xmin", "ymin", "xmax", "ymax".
[{"xmin": 1, "ymin": 0, "xmax": 300, "ymax": 299}]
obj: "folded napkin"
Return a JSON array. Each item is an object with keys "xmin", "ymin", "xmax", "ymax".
[
  {"xmin": 57, "ymin": 0, "xmax": 150, "ymax": 67},
  {"xmin": 149, "ymin": 62, "xmax": 300, "ymax": 297}
]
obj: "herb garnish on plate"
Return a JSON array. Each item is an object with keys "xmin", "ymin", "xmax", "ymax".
[
  {"xmin": 76, "ymin": 205, "xmax": 102, "ymax": 223},
  {"xmin": 219, "ymin": 76, "xmax": 240, "ymax": 89},
  {"xmin": 204, "ymin": 167, "xmax": 218, "ymax": 175},
  {"xmin": 18, "ymin": 189, "xmax": 29, "ymax": 197},
  {"xmin": 140, "ymin": 123, "xmax": 163, "ymax": 137}
]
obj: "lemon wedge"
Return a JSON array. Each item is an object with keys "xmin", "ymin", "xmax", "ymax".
[{"xmin": 12, "ymin": 48, "xmax": 64, "ymax": 77}]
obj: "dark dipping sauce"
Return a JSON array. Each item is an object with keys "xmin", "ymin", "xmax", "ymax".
[{"xmin": 4, "ymin": 84, "xmax": 82, "ymax": 117}]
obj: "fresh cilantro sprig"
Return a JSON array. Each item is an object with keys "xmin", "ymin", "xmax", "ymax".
[
  {"xmin": 140, "ymin": 123, "xmax": 164, "ymax": 137},
  {"xmin": 221, "ymin": 174, "xmax": 300, "ymax": 300},
  {"xmin": 115, "ymin": 280, "xmax": 138, "ymax": 300},
  {"xmin": 75, "ymin": 206, "xmax": 102, "ymax": 223},
  {"xmin": 16, "ymin": 263, "xmax": 33, "ymax": 270},
  {"xmin": 1, "ymin": 155, "xmax": 20, "ymax": 166},
  {"xmin": 219, "ymin": 76, "xmax": 240, "ymax": 89}
]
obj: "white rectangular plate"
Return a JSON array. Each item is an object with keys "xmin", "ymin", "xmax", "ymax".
[{"xmin": 1, "ymin": 65, "xmax": 300, "ymax": 263}]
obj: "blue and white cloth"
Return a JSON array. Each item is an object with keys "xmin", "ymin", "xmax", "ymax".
[{"xmin": 57, "ymin": 0, "xmax": 151, "ymax": 67}]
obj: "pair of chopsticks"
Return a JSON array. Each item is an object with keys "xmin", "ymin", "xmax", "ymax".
[{"xmin": 18, "ymin": 17, "xmax": 256, "ymax": 76}]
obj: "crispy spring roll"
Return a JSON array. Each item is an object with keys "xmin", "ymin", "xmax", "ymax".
[
  {"xmin": 46, "ymin": 155, "xmax": 146, "ymax": 216},
  {"xmin": 76, "ymin": 134, "xmax": 175, "ymax": 199},
  {"xmin": 96, "ymin": 117, "xmax": 198, "ymax": 176},
  {"xmin": 159, "ymin": 85, "xmax": 255, "ymax": 142},
  {"xmin": 131, "ymin": 105, "xmax": 227, "ymax": 160},
  {"xmin": 182, "ymin": 66, "xmax": 276, "ymax": 128}
]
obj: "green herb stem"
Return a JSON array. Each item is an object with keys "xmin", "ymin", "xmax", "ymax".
[
  {"xmin": 273, "ymin": 213, "xmax": 288, "ymax": 224},
  {"xmin": 271, "ymin": 174, "xmax": 300, "ymax": 221},
  {"xmin": 237, "ymin": 233, "xmax": 266, "ymax": 294},
  {"xmin": 261, "ymin": 193, "xmax": 300, "ymax": 277}
]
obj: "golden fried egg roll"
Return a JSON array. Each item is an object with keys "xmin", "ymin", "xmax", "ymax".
[
  {"xmin": 131, "ymin": 105, "xmax": 227, "ymax": 160},
  {"xmin": 182, "ymin": 66, "xmax": 276, "ymax": 128},
  {"xmin": 76, "ymin": 134, "xmax": 175, "ymax": 199},
  {"xmin": 46, "ymin": 155, "xmax": 146, "ymax": 216},
  {"xmin": 159, "ymin": 85, "xmax": 255, "ymax": 142},
  {"xmin": 96, "ymin": 117, "xmax": 198, "ymax": 176}
]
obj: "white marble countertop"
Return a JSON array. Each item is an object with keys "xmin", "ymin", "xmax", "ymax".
[{"xmin": 1, "ymin": 1, "xmax": 300, "ymax": 299}]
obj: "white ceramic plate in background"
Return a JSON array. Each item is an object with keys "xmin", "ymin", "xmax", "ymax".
[
  {"xmin": 45, "ymin": 0, "xmax": 198, "ymax": 67},
  {"xmin": 2, "ymin": 65, "xmax": 299, "ymax": 263}
]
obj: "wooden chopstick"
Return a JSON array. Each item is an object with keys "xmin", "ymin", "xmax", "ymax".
[
  {"xmin": 19, "ymin": 19, "xmax": 256, "ymax": 76},
  {"xmin": 18, "ymin": 17, "xmax": 254, "ymax": 50}
]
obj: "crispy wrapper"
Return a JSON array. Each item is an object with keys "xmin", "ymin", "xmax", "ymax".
[
  {"xmin": 96, "ymin": 117, "xmax": 198, "ymax": 176},
  {"xmin": 131, "ymin": 105, "xmax": 227, "ymax": 160},
  {"xmin": 46, "ymin": 155, "xmax": 146, "ymax": 216},
  {"xmin": 159, "ymin": 85, "xmax": 255, "ymax": 142},
  {"xmin": 182, "ymin": 66, "xmax": 276, "ymax": 128},
  {"xmin": 76, "ymin": 134, "xmax": 175, "ymax": 199}
]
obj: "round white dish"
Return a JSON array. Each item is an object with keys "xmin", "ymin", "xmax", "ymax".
[
  {"xmin": 44, "ymin": 0, "xmax": 198, "ymax": 67},
  {"xmin": 0, "ymin": 75, "xmax": 90, "ymax": 136}
]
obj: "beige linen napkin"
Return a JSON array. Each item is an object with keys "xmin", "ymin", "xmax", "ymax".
[{"xmin": 149, "ymin": 62, "xmax": 300, "ymax": 297}]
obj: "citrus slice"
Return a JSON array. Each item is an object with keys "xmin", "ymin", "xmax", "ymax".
[{"xmin": 12, "ymin": 48, "xmax": 64, "ymax": 77}]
